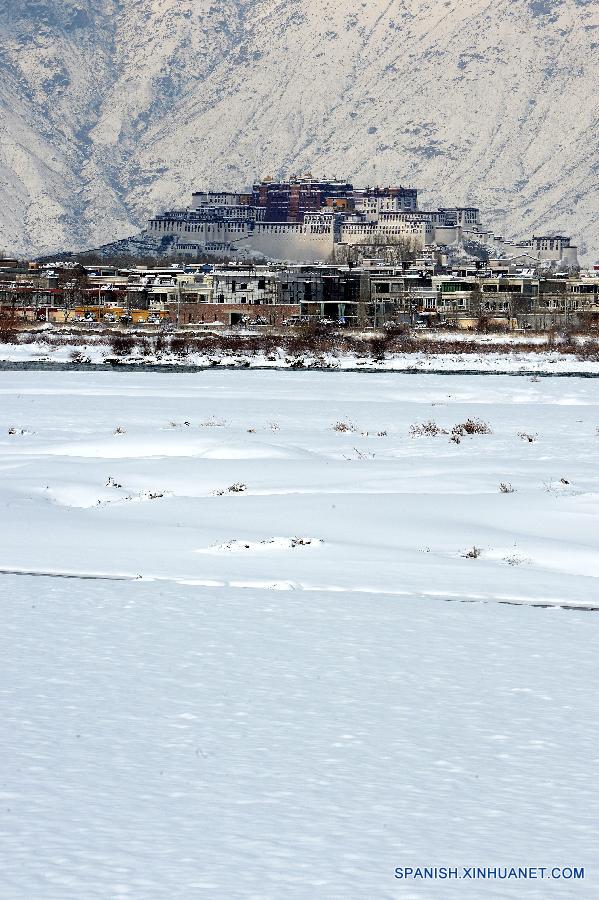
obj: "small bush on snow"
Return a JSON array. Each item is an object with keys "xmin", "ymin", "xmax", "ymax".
[
  {"xmin": 215, "ymin": 482, "xmax": 247, "ymax": 496},
  {"xmin": 410, "ymin": 421, "xmax": 447, "ymax": 437},
  {"xmin": 452, "ymin": 418, "xmax": 492, "ymax": 437},
  {"xmin": 504, "ymin": 554, "xmax": 529, "ymax": 566},
  {"xmin": 69, "ymin": 349, "xmax": 90, "ymax": 364},
  {"xmin": 462, "ymin": 546, "xmax": 482, "ymax": 559}
]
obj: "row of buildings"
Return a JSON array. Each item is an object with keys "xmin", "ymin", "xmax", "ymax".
[
  {"xmin": 2, "ymin": 256, "xmax": 598, "ymax": 331},
  {"xmin": 146, "ymin": 175, "xmax": 580, "ymax": 269}
]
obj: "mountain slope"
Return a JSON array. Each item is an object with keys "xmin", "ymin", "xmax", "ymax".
[{"xmin": 1, "ymin": 0, "xmax": 598, "ymax": 258}]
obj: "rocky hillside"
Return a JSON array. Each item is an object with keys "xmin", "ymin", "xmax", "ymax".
[{"xmin": 1, "ymin": 0, "xmax": 597, "ymax": 259}]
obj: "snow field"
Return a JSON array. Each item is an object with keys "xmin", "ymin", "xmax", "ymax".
[
  {"xmin": 1, "ymin": 370, "xmax": 599, "ymax": 607},
  {"xmin": 0, "ymin": 578, "xmax": 596, "ymax": 899},
  {"xmin": 0, "ymin": 369, "xmax": 597, "ymax": 898}
]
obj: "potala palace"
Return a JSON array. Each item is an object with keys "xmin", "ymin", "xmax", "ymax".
[{"xmin": 147, "ymin": 176, "xmax": 579, "ymax": 268}]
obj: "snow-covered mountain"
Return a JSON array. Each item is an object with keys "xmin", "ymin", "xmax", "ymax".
[{"xmin": 1, "ymin": 0, "xmax": 597, "ymax": 259}]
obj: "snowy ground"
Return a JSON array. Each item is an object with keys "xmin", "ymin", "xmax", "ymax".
[
  {"xmin": 2, "ymin": 369, "xmax": 599, "ymax": 606},
  {"xmin": 1, "ymin": 370, "xmax": 597, "ymax": 898}
]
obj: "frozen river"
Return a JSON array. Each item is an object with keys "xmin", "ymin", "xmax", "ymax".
[{"xmin": 0, "ymin": 370, "xmax": 597, "ymax": 898}]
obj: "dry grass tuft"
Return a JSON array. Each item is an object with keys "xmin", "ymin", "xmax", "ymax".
[
  {"xmin": 410, "ymin": 421, "xmax": 447, "ymax": 437},
  {"xmin": 462, "ymin": 546, "xmax": 482, "ymax": 559}
]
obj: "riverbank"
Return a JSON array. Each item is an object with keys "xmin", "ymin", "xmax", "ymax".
[{"xmin": 2, "ymin": 327, "xmax": 599, "ymax": 374}]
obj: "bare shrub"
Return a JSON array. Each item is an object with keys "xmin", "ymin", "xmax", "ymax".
[
  {"xmin": 369, "ymin": 336, "xmax": 388, "ymax": 361},
  {"xmin": 518, "ymin": 432, "xmax": 537, "ymax": 443},
  {"xmin": 333, "ymin": 421, "xmax": 357, "ymax": 433},
  {"xmin": 170, "ymin": 335, "xmax": 190, "ymax": 357},
  {"xmin": 499, "ymin": 482, "xmax": 515, "ymax": 493},
  {"xmin": 137, "ymin": 337, "xmax": 152, "ymax": 356},
  {"xmin": 542, "ymin": 480, "xmax": 570, "ymax": 494},
  {"xmin": 201, "ymin": 417, "xmax": 226, "ymax": 427},
  {"xmin": 452, "ymin": 418, "xmax": 492, "ymax": 438},
  {"xmin": 576, "ymin": 343, "xmax": 599, "ymax": 363},
  {"xmin": 410, "ymin": 421, "xmax": 447, "ymax": 437},
  {"xmin": 0, "ymin": 319, "xmax": 18, "ymax": 344},
  {"xmin": 109, "ymin": 333, "xmax": 135, "ymax": 356},
  {"xmin": 113, "ymin": 426, "xmax": 126, "ymax": 435}
]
